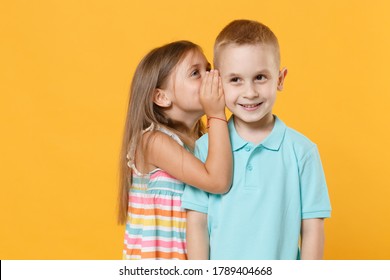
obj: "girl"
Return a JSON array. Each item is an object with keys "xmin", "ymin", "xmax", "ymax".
[{"xmin": 119, "ymin": 41, "xmax": 232, "ymax": 260}]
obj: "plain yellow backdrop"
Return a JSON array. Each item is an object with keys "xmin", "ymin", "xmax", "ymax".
[{"xmin": 1, "ymin": 0, "xmax": 389, "ymax": 259}]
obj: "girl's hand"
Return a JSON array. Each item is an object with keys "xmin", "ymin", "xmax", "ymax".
[{"xmin": 200, "ymin": 70, "xmax": 226, "ymax": 118}]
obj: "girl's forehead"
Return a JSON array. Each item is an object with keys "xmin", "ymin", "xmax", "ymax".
[
  {"xmin": 176, "ymin": 50, "xmax": 209, "ymax": 74},
  {"xmin": 181, "ymin": 49, "xmax": 206, "ymax": 64}
]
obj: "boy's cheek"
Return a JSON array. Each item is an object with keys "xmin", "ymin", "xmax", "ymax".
[
  {"xmin": 222, "ymin": 86, "xmax": 237, "ymax": 99},
  {"xmin": 222, "ymin": 89, "xmax": 233, "ymax": 101},
  {"xmin": 223, "ymin": 92, "xmax": 236, "ymax": 110}
]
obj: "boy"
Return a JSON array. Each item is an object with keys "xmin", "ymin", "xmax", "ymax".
[{"xmin": 181, "ymin": 19, "xmax": 331, "ymax": 260}]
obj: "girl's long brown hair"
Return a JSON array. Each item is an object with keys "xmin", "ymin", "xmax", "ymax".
[{"xmin": 118, "ymin": 41, "xmax": 205, "ymax": 224}]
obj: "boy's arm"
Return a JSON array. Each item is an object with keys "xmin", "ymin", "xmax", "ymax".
[
  {"xmin": 186, "ymin": 210, "xmax": 209, "ymax": 260},
  {"xmin": 300, "ymin": 218, "xmax": 325, "ymax": 260},
  {"xmin": 299, "ymin": 145, "xmax": 331, "ymax": 259}
]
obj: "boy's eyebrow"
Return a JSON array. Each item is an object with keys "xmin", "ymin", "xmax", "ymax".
[
  {"xmin": 223, "ymin": 69, "xmax": 272, "ymax": 77},
  {"xmin": 225, "ymin": 72, "xmax": 241, "ymax": 77}
]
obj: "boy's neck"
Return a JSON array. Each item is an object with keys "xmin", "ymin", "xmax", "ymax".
[{"xmin": 233, "ymin": 114, "xmax": 275, "ymax": 145}]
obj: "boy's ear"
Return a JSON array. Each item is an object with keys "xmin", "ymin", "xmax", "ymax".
[
  {"xmin": 153, "ymin": 89, "xmax": 172, "ymax": 107},
  {"xmin": 277, "ymin": 67, "xmax": 288, "ymax": 91}
]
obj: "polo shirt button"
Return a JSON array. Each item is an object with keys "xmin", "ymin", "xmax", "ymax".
[
  {"xmin": 247, "ymin": 165, "xmax": 253, "ymax": 171},
  {"xmin": 245, "ymin": 146, "xmax": 251, "ymax": 152}
]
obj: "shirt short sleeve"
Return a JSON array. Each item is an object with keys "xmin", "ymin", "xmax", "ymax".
[{"xmin": 299, "ymin": 145, "xmax": 332, "ymax": 219}]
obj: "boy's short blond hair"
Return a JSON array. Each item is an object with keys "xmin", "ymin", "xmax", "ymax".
[{"xmin": 214, "ymin": 19, "xmax": 280, "ymax": 68}]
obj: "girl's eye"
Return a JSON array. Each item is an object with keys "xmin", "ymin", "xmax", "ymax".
[
  {"xmin": 230, "ymin": 77, "xmax": 240, "ymax": 83},
  {"xmin": 191, "ymin": 70, "xmax": 200, "ymax": 77}
]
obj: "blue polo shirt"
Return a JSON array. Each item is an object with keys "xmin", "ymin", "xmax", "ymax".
[{"xmin": 181, "ymin": 116, "xmax": 331, "ymax": 260}]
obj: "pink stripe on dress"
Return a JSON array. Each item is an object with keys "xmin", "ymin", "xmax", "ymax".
[
  {"xmin": 141, "ymin": 239, "xmax": 186, "ymax": 249},
  {"xmin": 130, "ymin": 196, "xmax": 182, "ymax": 207},
  {"xmin": 125, "ymin": 236, "xmax": 185, "ymax": 249}
]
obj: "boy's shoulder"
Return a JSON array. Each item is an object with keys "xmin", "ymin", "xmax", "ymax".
[
  {"xmin": 284, "ymin": 125, "xmax": 315, "ymax": 147},
  {"xmin": 283, "ymin": 123, "xmax": 319, "ymax": 160}
]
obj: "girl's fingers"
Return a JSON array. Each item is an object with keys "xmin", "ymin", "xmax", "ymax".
[
  {"xmin": 218, "ymin": 76, "xmax": 223, "ymax": 98},
  {"xmin": 212, "ymin": 70, "xmax": 219, "ymax": 95},
  {"xmin": 205, "ymin": 70, "xmax": 214, "ymax": 96},
  {"xmin": 201, "ymin": 70, "xmax": 221, "ymax": 99},
  {"xmin": 200, "ymin": 71, "xmax": 209, "ymax": 97}
]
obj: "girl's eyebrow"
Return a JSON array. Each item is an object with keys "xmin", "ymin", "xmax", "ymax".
[
  {"xmin": 187, "ymin": 63, "xmax": 198, "ymax": 70},
  {"xmin": 188, "ymin": 62, "xmax": 211, "ymax": 71}
]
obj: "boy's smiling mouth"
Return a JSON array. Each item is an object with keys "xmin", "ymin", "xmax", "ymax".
[{"xmin": 239, "ymin": 102, "xmax": 263, "ymax": 110}]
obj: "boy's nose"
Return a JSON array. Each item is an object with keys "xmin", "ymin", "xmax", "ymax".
[{"xmin": 243, "ymin": 83, "xmax": 259, "ymax": 98}]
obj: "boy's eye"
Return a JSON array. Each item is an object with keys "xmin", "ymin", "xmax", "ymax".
[{"xmin": 255, "ymin": 74, "xmax": 267, "ymax": 81}]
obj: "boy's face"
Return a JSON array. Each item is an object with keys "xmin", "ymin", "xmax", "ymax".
[{"xmin": 217, "ymin": 43, "xmax": 286, "ymax": 128}]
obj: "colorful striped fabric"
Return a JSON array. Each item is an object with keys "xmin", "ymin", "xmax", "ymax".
[{"xmin": 123, "ymin": 127, "xmax": 187, "ymax": 260}]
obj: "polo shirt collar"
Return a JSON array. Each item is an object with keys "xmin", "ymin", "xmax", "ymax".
[
  {"xmin": 228, "ymin": 117, "xmax": 247, "ymax": 152},
  {"xmin": 228, "ymin": 115, "xmax": 287, "ymax": 152}
]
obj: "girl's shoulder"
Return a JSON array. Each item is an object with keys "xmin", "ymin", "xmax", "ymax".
[
  {"xmin": 142, "ymin": 124, "xmax": 184, "ymax": 147},
  {"xmin": 155, "ymin": 125, "xmax": 184, "ymax": 146},
  {"xmin": 140, "ymin": 125, "xmax": 185, "ymax": 160}
]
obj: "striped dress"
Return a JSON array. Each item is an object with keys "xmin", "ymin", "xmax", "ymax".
[{"xmin": 123, "ymin": 127, "xmax": 187, "ymax": 260}]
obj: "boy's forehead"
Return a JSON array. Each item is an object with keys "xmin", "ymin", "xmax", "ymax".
[{"xmin": 215, "ymin": 43, "xmax": 280, "ymax": 71}]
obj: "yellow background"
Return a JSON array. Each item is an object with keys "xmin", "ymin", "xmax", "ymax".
[{"xmin": 1, "ymin": 0, "xmax": 389, "ymax": 259}]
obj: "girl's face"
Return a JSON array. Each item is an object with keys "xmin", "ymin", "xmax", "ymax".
[{"xmin": 164, "ymin": 49, "xmax": 210, "ymax": 123}]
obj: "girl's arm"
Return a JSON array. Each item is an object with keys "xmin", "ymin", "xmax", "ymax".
[
  {"xmin": 145, "ymin": 70, "xmax": 232, "ymax": 194},
  {"xmin": 199, "ymin": 70, "xmax": 232, "ymax": 192},
  {"xmin": 186, "ymin": 210, "xmax": 209, "ymax": 259},
  {"xmin": 300, "ymin": 218, "xmax": 325, "ymax": 259}
]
